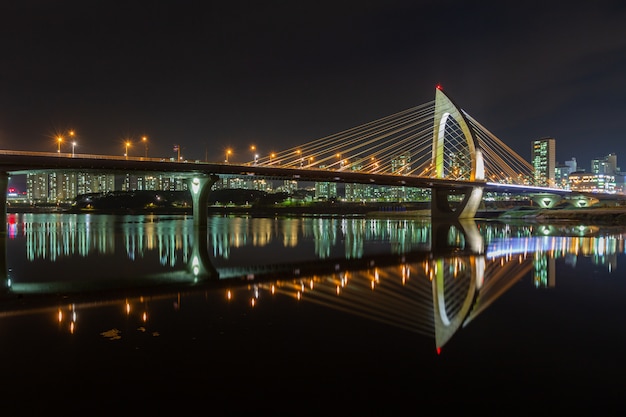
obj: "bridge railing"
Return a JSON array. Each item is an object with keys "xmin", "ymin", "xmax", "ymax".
[{"xmin": 0, "ymin": 149, "xmax": 216, "ymax": 165}]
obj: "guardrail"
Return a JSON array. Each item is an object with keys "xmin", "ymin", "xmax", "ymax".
[{"xmin": 0, "ymin": 149, "xmax": 212, "ymax": 164}]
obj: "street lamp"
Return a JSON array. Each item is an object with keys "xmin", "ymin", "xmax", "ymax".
[
  {"xmin": 225, "ymin": 149, "xmax": 232, "ymax": 163},
  {"xmin": 68, "ymin": 130, "xmax": 75, "ymax": 155},
  {"xmin": 142, "ymin": 136, "xmax": 148, "ymax": 158},
  {"xmin": 125, "ymin": 141, "xmax": 131, "ymax": 159},
  {"xmin": 57, "ymin": 136, "xmax": 63, "ymax": 153},
  {"xmin": 250, "ymin": 145, "xmax": 256, "ymax": 165},
  {"xmin": 296, "ymin": 149, "xmax": 303, "ymax": 167}
]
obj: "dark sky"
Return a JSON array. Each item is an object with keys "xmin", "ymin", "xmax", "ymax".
[{"xmin": 2, "ymin": 0, "xmax": 626, "ymax": 173}]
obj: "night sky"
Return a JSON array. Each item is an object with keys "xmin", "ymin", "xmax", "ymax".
[{"xmin": 2, "ymin": 1, "xmax": 626, "ymax": 178}]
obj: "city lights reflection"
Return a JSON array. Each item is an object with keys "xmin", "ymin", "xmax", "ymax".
[{"xmin": 3, "ymin": 214, "xmax": 626, "ymax": 351}]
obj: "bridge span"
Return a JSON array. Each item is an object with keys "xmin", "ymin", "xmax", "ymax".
[{"xmin": 0, "ymin": 87, "xmax": 620, "ymax": 224}]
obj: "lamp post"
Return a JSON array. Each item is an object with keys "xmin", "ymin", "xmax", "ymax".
[
  {"xmin": 296, "ymin": 149, "xmax": 303, "ymax": 167},
  {"xmin": 68, "ymin": 130, "xmax": 75, "ymax": 156},
  {"xmin": 250, "ymin": 145, "xmax": 257, "ymax": 165},
  {"xmin": 125, "ymin": 141, "xmax": 131, "ymax": 159},
  {"xmin": 225, "ymin": 149, "xmax": 232, "ymax": 163},
  {"xmin": 142, "ymin": 136, "xmax": 148, "ymax": 158},
  {"xmin": 57, "ymin": 136, "xmax": 63, "ymax": 153}
]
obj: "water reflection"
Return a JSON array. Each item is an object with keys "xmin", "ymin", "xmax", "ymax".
[{"xmin": 2, "ymin": 213, "xmax": 626, "ymax": 350}]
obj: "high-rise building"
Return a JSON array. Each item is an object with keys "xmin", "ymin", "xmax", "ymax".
[
  {"xmin": 564, "ymin": 157, "xmax": 577, "ymax": 173},
  {"xmin": 532, "ymin": 137, "xmax": 556, "ymax": 186},
  {"xmin": 591, "ymin": 153, "xmax": 618, "ymax": 175},
  {"xmin": 27, "ymin": 171, "xmax": 115, "ymax": 203},
  {"xmin": 391, "ymin": 152, "xmax": 411, "ymax": 174},
  {"xmin": 315, "ymin": 182, "xmax": 337, "ymax": 200},
  {"xmin": 554, "ymin": 157, "xmax": 578, "ymax": 189}
]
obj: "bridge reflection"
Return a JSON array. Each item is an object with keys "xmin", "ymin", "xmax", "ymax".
[{"xmin": 1, "ymin": 215, "xmax": 625, "ymax": 349}]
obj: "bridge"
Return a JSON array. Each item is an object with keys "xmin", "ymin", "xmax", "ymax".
[{"xmin": 0, "ymin": 87, "xmax": 616, "ymax": 225}]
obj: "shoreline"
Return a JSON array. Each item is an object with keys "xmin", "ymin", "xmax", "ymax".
[
  {"xmin": 497, "ymin": 206, "xmax": 626, "ymax": 224},
  {"xmin": 8, "ymin": 205, "xmax": 626, "ymax": 224}
]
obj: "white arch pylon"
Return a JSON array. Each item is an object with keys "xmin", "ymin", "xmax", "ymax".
[{"xmin": 431, "ymin": 86, "xmax": 484, "ymax": 219}]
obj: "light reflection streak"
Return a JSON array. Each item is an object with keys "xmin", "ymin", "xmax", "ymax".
[
  {"xmin": 10, "ymin": 215, "xmax": 625, "ymax": 276},
  {"xmin": 4, "ymin": 215, "xmax": 626, "ymax": 351},
  {"xmin": 6, "ymin": 233, "xmax": 621, "ymax": 352}
]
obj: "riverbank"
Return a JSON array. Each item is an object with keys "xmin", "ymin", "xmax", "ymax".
[
  {"xmin": 9, "ymin": 203, "xmax": 626, "ymax": 224},
  {"xmin": 7, "ymin": 201, "xmax": 431, "ymax": 216},
  {"xmin": 498, "ymin": 206, "xmax": 626, "ymax": 224}
]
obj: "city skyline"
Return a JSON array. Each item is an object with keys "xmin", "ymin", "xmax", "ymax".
[{"xmin": 6, "ymin": 139, "xmax": 625, "ymax": 196}]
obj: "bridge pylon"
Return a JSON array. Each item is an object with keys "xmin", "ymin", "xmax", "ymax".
[
  {"xmin": 431, "ymin": 87, "xmax": 484, "ymax": 219},
  {"xmin": 186, "ymin": 175, "xmax": 219, "ymax": 229}
]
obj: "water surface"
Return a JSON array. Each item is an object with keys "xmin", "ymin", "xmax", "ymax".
[{"xmin": 1, "ymin": 213, "xmax": 624, "ymax": 415}]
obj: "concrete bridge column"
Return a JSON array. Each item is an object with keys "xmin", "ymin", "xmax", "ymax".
[
  {"xmin": 431, "ymin": 185, "xmax": 483, "ymax": 220},
  {"xmin": 530, "ymin": 193, "xmax": 563, "ymax": 208},
  {"xmin": 186, "ymin": 175, "xmax": 219, "ymax": 229},
  {"xmin": 0, "ymin": 172, "xmax": 8, "ymax": 293},
  {"xmin": 0, "ymin": 172, "xmax": 7, "ymax": 229},
  {"xmin": 567, "ymin": 195, "xmax": 599, "ymax": 208}
]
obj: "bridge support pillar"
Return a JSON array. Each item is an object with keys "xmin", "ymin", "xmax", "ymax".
[
  {"xmin": 431, "ymin": 185, "xmax": 483, "ymax": 220},
  {"xmin": 186, "ymin": 175, "xmax": 219, "ymax": 229},
  {"xmin": 566, "ymin": 195, "xmax": 599, "ymax": 208},
  {"xmin": 0, "ymin": 172, "xmax": 7, "ymax": 228},
  {"xmin": 0, "ymin": 172, "xmax": 8, "ymax": 293},
  {"xmin": 530, "ymin": 193, "xmax": 563, "ymax": 208}
]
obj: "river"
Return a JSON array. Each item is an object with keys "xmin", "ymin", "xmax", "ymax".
[{"xmin": 1, "ymin": 212, "xmax": 624, "ymax": 415}]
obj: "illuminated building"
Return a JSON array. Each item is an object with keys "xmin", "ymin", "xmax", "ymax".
[
  {"xmin": 27, "ymin": 171, "xmax": 115, "ymax": 203},
  {"xmin": 591, "ymin": 153, "xmax": 618, "ymax": 175},
  {"xmin": 555, "ymin": 157, "xmax": 577, "ymax": 189},
  {"xmin": 315, "ymin": 181, "xmax": 337, "ymax": 200},
  {"xmin": 391, "ymin": 152, "xmax": 411, "ymax": 174},
  {"xmin": 568, "ymin": 172, "xmax": 616, "ymax": 193},
  {"xmin": 532, "ymin": 137, "xmax": 556, "ymax": 186}
]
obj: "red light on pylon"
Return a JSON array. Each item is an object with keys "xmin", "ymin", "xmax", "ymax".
[
  {"xmin": 436, "ymin": 84, "xmax": 442, "ymax": 90},
  {"xmin": 436, "ymin": 347, "xmax": 441, "ymax": 355}
]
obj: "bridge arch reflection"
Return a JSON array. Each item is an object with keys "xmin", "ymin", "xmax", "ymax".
[{"xmin": 2, "ymin": 215, "xmax": 626, "ymax": 349}]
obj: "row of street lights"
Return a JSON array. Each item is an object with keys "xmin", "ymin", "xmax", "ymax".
[
  {"xmin": 55, "ymin": 132, "xmax": 149, "ymax": 159},
  {"xmin": 225, "ymin": 145, "xmax": 260, "ymax": 164},
  {"xmin": 125, "ymin": 136, "xmax": 148, "ymax": 159},
  {"xmin": 56, "ymin": 130, "xmax": 77, "ymax": 157}
]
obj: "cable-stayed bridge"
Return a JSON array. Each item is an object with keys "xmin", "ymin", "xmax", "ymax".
[{"xmin": 0, "ymin": 86, "xmax": 619, "ymax": 224}]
